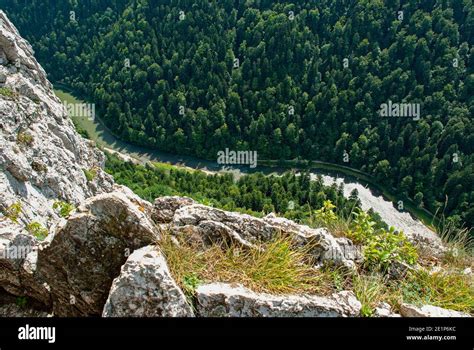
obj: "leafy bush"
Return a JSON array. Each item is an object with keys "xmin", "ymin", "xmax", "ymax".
[
  {"xmin": 53, "ymin": 201, "xmax": 75, "ymax": 218},
  {"xmin": 348, "ymin": 210, "xmax": 418, "ymax": 270},
  {"xmin": 363, "ymin": 227, "xmax": 418, "ymax": 269},
  {"xmin": 83, "ymin": 168, "xmax": 97, "ymax": 181},
  {"xmin": 314, "ymin": 200, "xmax": 338, "ymax": 225},
  {"xmin": 3, "ymin": 202, "xmax": 22, "ymax": 223},
  {"xmin": 26, "ymin": 222, "xmax": 49, "ymax": 241}
]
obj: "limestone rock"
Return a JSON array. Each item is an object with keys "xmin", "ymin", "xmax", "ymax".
[
  {"xmin": 400, "ymin": 303, "xmax": 471, "ymax": 317},
  {"xmin": 196, "ymin": 283, "xmax": 361, "ymax": 317},
  {"xmin": 373, "ymin": 302, "xmax": 400, "ymax": 317},
  {"xmin": 103, "ymin": 245, "xmax": 193, "ymax": 317},
  {"xmin": 0, "ymin": 303, "xmax": 51, "ymax": 317},
  {"xmin": 36, "ymin": 191, "xmax": 159, "ymax": 316},
  {"xmin": 152, "ymin": 196, "xmax": 196, "ymax": 223},
  {"xmin": 0, "ymin": 219, "xmax": 51, "ymax": 308},
  {"xmin": 0, "ymin": 10, "xmax": 113, "ymax": 231},
  {"xmin": 169, "ymin": 203, "xmax": 357, "ymax": 269}
]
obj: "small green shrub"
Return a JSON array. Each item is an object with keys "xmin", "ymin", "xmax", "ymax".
[
  {"xmin": 183, "ymin": 273, "xmax": 202, "ymax": 297},
  {"xmin": 16, "ymin": 296, "xmax": 28, "ymax": 308},
  {"xmin": 53, "ymin": 201, "xmax": 75, "ymax": 218},
  {"xmin": 26, "ymin": 222, "xmax": 49, "ymax": 241},
  {"xmin": 363, "ymin": 227, "xmax": 418, "ymax": 269},
  {"xmin": 83, "ymin": 168, "xmax": 97, "ymax": 181},
  {"xmin": 4, "ymin": 202, "xmax": 22, "ymax": 223},
  {"xmin": 17, "ymin": 131, "xmax": 34, "ymax": 146},
  {"xmin": 0, "ymin": 87, "xmax": 14, "ymax": 98},
  {"xmin": 348, "ymin": 209, "xmax": 418, "ymax": 270}
]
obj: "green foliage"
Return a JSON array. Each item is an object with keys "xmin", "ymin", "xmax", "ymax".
[
  {"xmin": 182, "ymin": 273, "xmax": 202, "ymax": 297},
  {"xmin": 83, "ymin": 168, "xmax": 97, "ymax": 181},
  {"xmin": 363, "ymin": 227, "xmax": 419, "ymax": 270},
  {"xmin": 0, "ymin": 87, "xmax": 14, "ymax": 98},
  {"xmin": 26, "ymin": 222, "xmax": 49, "ymax": 241},
  {"xmin": 16, "ymin": 296, "xmax": 28, "ymax": 309},
  {"xmin": 353, "ymin": 273, "xmax": 387, "ymax": 317},
  {"xmin": 314, "ymin": 200, "xmax": 338, "ymax": 225},
  {"xmin": 348, "ymin": 209, "xmax": 418, "ymax": 270},
  {"xmin": 4, "ymin": 202, "xmax": 22, "ymax": 223},
  {"xmin": 53, "ymin": 201, "xmax": 75, "ymax": 218},
  {"xmin": 392, "ymin": 270, "xmax": 474, "ymax": 314},
  {"xmin": 16, "ymin": 131, "xmax": 34, "ymax": 146},
  {"xmin": 105, "ymin": 153, "xmax": 364, "ymax": 227}
]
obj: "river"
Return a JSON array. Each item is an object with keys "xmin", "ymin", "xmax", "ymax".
[{"xmin": 54, "ymin": 88, "xmax": 440, "ymax": 242}]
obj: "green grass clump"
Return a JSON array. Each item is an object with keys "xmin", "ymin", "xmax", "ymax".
[
  {"xmin": 17, "ymin": 131, "xmax": 34, "ymax": 146},
  {"xmin": 0, "ymin": 87, "xmax": 15, "ymax": 98},
  {"xmin": 388, "ymin": 269, "xmax": 474, "ymax": 314},
  {"xmin": 353, "ymin": 273, "xmax": 387, "ymax": 317},
  {"xmin": 83, "ymin": 168, "xmax": 97, "ymax": 181},
  {"xmin": 53, "ymin": 201, "xmax": 75, "ymax": 218},
  {"xmin": 3, "ymin": 202, "xmax": 22, "ymax": 223},
  {"xmin": 26, "ymin": 222, "xmax": 49, "ymax": 241},
  {"xmin": 160, "ymin": 232, "xmax": 337, "ymax": 296}
]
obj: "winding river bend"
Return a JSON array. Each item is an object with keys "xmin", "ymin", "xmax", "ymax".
[{"xmin": 54, "ymin": 88, "xmax": 440, "ymax": 242}]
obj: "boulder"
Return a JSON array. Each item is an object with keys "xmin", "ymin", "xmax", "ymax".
[
  {"xmin": 103, "ymin": 245, "xmax": 193, "ymax": 317},
  {"xmin": 37, "ymin": 191, "xmax": 159, "ymax": 316},
  {"xmin": 196, "ymin": 283, "xmax": 361, "ymax": 317},
  {"xmin": 152, "ymin": 196, "xmax": 196, "ymax": 223},
  {"xmin": 400, "ymin": 303, "xmax": 471, "ymax": 317}
]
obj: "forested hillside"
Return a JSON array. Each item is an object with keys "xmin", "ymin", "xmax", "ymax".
[{"xmin": 2, "ymin": 0, "xmax": 473, "ymax": 229}]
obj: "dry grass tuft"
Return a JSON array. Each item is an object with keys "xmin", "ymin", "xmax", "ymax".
[{"xmin": 160, "ymin": 232, "xmax": 341, "ymax": 296}]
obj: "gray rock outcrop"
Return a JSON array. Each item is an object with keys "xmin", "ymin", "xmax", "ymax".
[
  {"xmin": 103, "ymin": 245, "xmax": 193, "ymax": 317},
  {"xmin": 36, "ymin": 191, "xmax": 159, "ymax": 316},
  {"xmin": 0, "ymin": 10, "xmax": 113, "ymax": 231},
  {"xmin": 196, "ymin": 283, "xmax": 361, "ymax": 317},
  {"xmin": 400, "ymin": 303, "xmax": 471, "ymax": 318}
]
